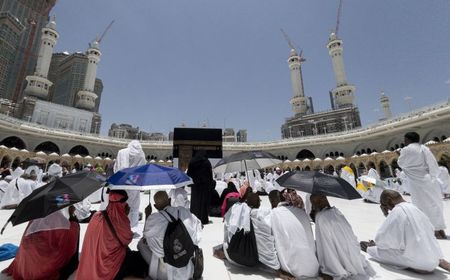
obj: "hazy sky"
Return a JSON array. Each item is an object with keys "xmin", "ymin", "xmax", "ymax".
[{"xmin": 52, "ymin": 1, "xmax": 450, "ymax": 141}]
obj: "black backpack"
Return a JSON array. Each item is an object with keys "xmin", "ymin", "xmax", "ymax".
[
  {"xmin": 226, "ymin": 220, "xmax": 259, "ymax": 267},
  {"xmin": 162, "ymin": 209, "xmax": 195, "ymax": 268}
]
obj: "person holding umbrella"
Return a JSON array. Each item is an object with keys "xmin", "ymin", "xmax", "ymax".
[
  {"xmin": 2, "ymin": 206, "xmax": 80, "ymax": 280},
  {"xmin": 310, "ymin": 194, "xmax": 376, "ymax": 280}
]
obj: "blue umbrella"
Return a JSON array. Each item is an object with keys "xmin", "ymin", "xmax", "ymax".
[{"xmin": 107, "ymin": 164, "xmax": 193, "ymax": 190}]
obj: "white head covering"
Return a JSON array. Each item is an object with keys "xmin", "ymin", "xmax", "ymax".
[
  {"xmin": 25, "ymin": 209, "xmax": 70, "ymax": 236},
  {"xmin": 127, "ymin": 140, "xmax": 146, "ymax": 167},
  {"xmin": 48, "ymin": 163, "xmax": 63, "ymax": 177}
]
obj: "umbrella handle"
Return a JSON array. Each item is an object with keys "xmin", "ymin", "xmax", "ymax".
[{"xmin": 0, "ymin": 219, "xmax": 10, "ymax": 235}]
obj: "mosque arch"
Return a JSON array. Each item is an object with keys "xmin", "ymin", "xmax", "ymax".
[
  {"xmin": 379, "ymin": 160, "xmax": 391, "ymax": 178},
  {"xmin": 295, "ymin": 166, "xmax": 301, "ymax": 171},
  {"xmin": 0, "ymin": 136, "xmax": 26, "ymax": 149},
  {"xmin": 422, "ymin": 129, "xmax": 447, "ymax": 144},
  {"xmin": 366, "ymin": 161, "xmax": 376, "ymax": 170},
  {"xmin": 69, "ymin": 145, "xmax": 89, "ymax": 156},
  {"xmin": 34, "ymin": 141, "xmax": 60, "ymax": 154},
  {"xmin": 304, "ymin": 166, "xmax": 311, "ymax": 171},
  {"xmin": 0, "ymin": 156, "xmax": 11, "ymax": 168},
  {"xmin": 296, "ymin": 149, "xmax": 315, "ymax": 160}
]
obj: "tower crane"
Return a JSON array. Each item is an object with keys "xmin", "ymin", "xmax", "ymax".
[
  {"xmin": 280, "ymin": 28, "xmax": 306, "ymax": 62},
  {"xmin": 12, "ymin": 0, "xmax": 57, "ymax": 103},
  {"xmin": 95, "ymin": 20, "xmax": 115, "ymax": 44},
  {"xmin": 335, "ymin": 0, "xmax": 343, "ymax": 36}
]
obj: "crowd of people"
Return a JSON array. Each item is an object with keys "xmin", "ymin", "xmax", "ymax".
[{"xmin": 0, "ymin": 132, "xmax": 449, "ymax": 279}]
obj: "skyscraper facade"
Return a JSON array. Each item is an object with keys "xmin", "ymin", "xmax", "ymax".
[
  {"xmin": 0, "ymin": 0, "xmax": 57, "ymax": 101},
  {"xmin": 49, "ymin": 52, "xmax": 103, "ymax": 113},
  {"xmin": 0, "ymin": 12, "xmax": 24, "ymax": 98}
]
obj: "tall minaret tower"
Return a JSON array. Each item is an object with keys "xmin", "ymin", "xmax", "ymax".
[
  {"xmin": 380, "ymin": 91, "xmax": 392, "ymax": 119},
  {"xmin": 288, "ymin": 48, "xmax": 308, "ymax": 116},
  {"xmin": 327, "ymin": 32, "xmax": 355, "ymax": 109},
  {"xmin": 23, "ymin": 16, "xmax": 59, "ymax": 100},
  {"xmin": 76, "ymin": 40, "xmax": 101, "ymax": 111},
  {"xmin": 281, "ymin": 29, "xmax": 308, "ymax": 116}
]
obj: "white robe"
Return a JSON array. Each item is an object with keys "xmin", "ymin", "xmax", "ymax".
[
  {"xmin": 0, "ymin": 178, "xmax": 33, "ymax": 208},
  {"xmin": 11, "ymin": 167, "xmax": 24, "ymax": 179},
  {"xmin": 169, "ymin": 188, "xmax": 190, "ymax": 209},
  {"xmin": 271, "ymin": 204, "xmax": 319, "ymax": 278},
  {"xmin": 0, "ymin": 180, "xmax": 8, "ymax": 202},
  {"xmin": 113, "ymin": 140, "xmax": 146, "ymax": 228},
  {"xmin": 315, "ymin": 207, "xmax": 375, "ymax": 280},
  {"xmin": 142, "ymin": 206, "xmax": 202, "ymax": 280},
  {"xmin": 437, "ymin": 166, "xmax": 450, "ymax": 195},
  {"xmin": 398, "ymin": 143, "xmax": 446, "ymax": 230},
  {"xmin": 367, "ymin": 202, "xmax": 443, "ymax": 272},
  {"xmin": 250, "ymin": 208, "xmax": 280, "ymax": 270},
  {"xmin": 74, "ymin": 198, "xmax": 92, "ymax": 220},
  {"xmin": 214, "ymin": 180, "xmax": 228, "ymax": 197}
]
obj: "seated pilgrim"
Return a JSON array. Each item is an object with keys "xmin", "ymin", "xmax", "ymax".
[
  {"xmin": 310, "ymin": 194, "xmax": 375, "ymax": 280},
  {"xmin": 2, "ymin": 206, "xmax": 80, "ymax": 280},
  {"xmin": 0, "ymin": 174, "xmax": 34, "ymax": 209},
  {"xmin": 76, "ymin": 190, "xmax": 147, "ymax": 280},
  {"xmin": 138, "ymin": 191, "xmax": 202, "ymax": 280},
  {"xmin": 270, "ymin": 190, "xmax": 320, "ymax": 279},
  {"xmin": 362, "ymin": 190, "xmax": 450, "ymax": 273}
]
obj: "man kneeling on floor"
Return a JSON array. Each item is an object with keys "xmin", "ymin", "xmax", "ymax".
[
  {"xmin": 138, "ymin": 191, "xmax": 202, "ymax": 280},
  {"xmin": 361, "ymin": 189, "xmax": 450, "ymax": 273}
]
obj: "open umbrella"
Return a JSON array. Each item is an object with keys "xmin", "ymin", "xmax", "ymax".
[
  {"xmin": 1, "ymin": 171, "xmax": 105, "ymax": 233},
  {"xmin": 276, "ymin": 170, "xmax": 362, "ymax": 200},
  {"xmin": 213, "ymin": 151, "xmax": 281, "ymax": 174},
  {"xmin": 107, "ymin": 163, "xmax": 193, "ymax": 191}
]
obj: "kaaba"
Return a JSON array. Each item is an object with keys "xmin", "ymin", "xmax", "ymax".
[{"xmin": 173, "ymin": 128, "xmax": 223, "ymax": 171}]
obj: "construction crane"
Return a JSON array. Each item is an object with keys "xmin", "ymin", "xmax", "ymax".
[
  {"xmin": 280, "ymin": 28, "xmax": 306, "ymax": 62},
  {"xmin": 96, "ymin": 20, "xmax": 115, "ymax": 44},
  {"xmin": 335, "ymin": 0, "xmax": 343, "ymax": 35},
  {"xmin": 12, "ymin": 0, "xmax": 57, "ymax": 103}
]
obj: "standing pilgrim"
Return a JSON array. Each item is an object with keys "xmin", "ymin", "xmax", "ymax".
[
  {"xmin": 397, "ymin": 132, "xmax": 446, "ymax": 239},
  {"xmin": 114, "ymin": 140, "xmax": 146, "ymax": 232},
  {"xmin": 187, "ymin": 150, "xmax": 215, "ymax": 225}
]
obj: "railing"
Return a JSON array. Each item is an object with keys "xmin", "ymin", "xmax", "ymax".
[{"xmin": 0, "ymin": 99, "xmax": 448, "ymax": 147}]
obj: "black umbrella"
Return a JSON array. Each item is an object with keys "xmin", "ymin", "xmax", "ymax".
[
  {"xmin": 213, "ymin": 151, "xmax": 282, "ymax": 174},
  {"xmin": 1, "ymin": 171, "xmax": 105, "ymax": 233},
  {"xmin": 276, "ymin": 170, "xmax": 362, "ymax": 200}
]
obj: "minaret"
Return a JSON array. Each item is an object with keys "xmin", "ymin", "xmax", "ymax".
[
  {"xmin": 76, "ymin": 40, "xmax": 101, "ymax": 111},
  {"xmin": 326, "ymin": 32, "xmax": 355, "ymax": 109},
  {"xmin": 23, "ymin": 16, "xmax": 59, "ymax": 100},
  {"xmin": 380, "ymin": 91, "xmax": 392, "ymax": 119},
  {"xmin": 288, "ymin": 48, "xmax": 308, "ymax": 116}
]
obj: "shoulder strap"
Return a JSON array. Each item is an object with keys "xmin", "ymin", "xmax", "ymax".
[
  {"xmin": 102, "ymin": 211, "xmax": 125, "ymax": 247},
  {"xmin": 162, "ymin": 209, "xmax": 177, "ymax": 222}
]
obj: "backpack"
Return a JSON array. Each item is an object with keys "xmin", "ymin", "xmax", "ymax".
[
  {"xmin": 162, "ymin": 209, "xmax": 195, "ymax": 268},
  {"xmin": 226, "ymin": 220, "xmax": 259, "ymax": 267}
]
